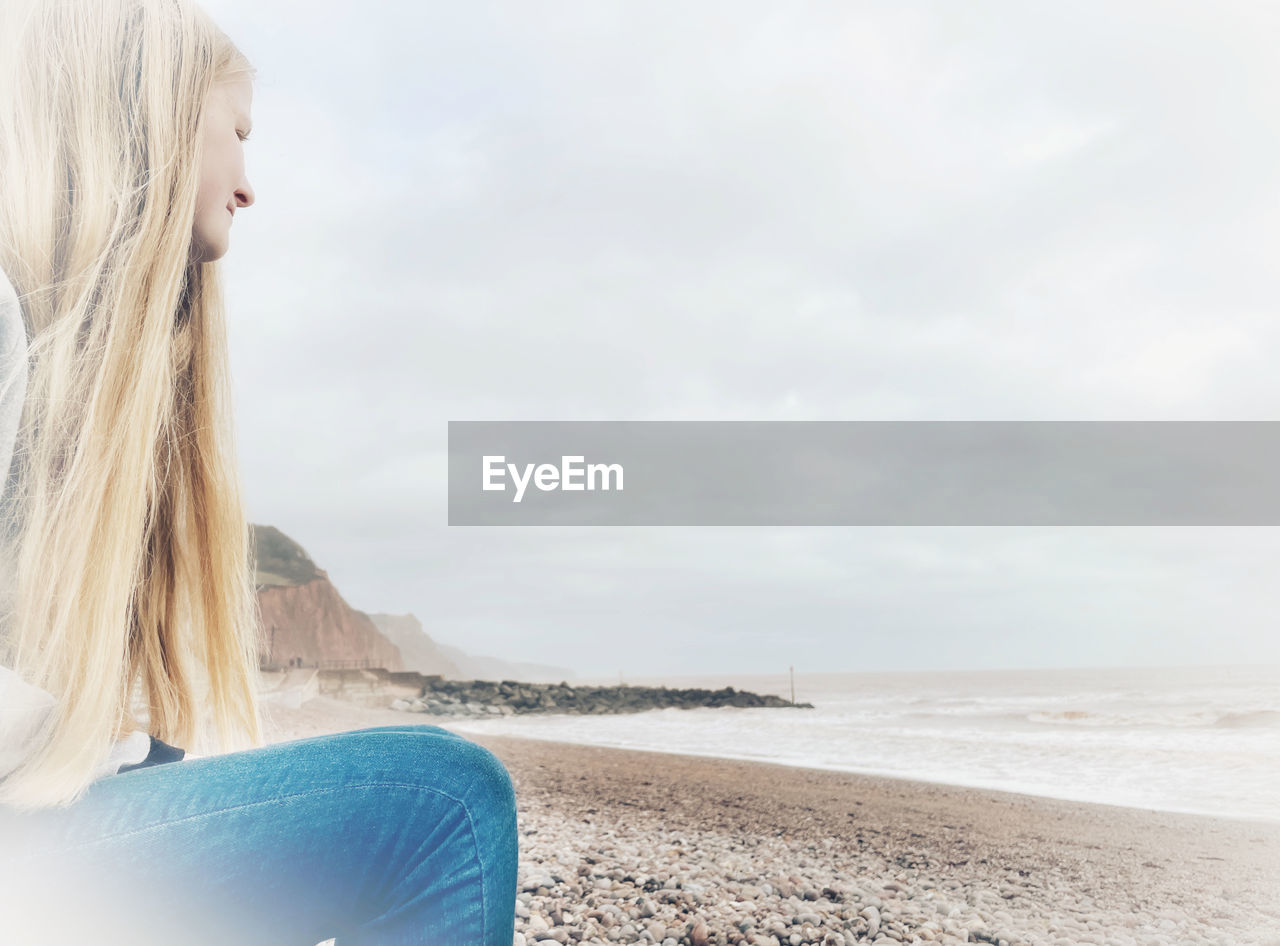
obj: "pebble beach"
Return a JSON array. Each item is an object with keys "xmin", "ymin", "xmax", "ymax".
[{"xmin": 262, "ymin": 696, "xmax": 1280, "ymax": 946}]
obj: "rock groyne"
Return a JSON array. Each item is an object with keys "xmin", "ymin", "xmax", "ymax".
[{"xmin": 315, "ymin": 669, "xmax": 814, "ymax": 717}]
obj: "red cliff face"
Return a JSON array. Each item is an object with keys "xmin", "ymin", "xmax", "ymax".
[
  {"xmin": 257, "ymin": 569, "xmax": 403, "ymax": 670},
  {"xmin": 252, "ymin": 523, "xmax": 403, "ymax": 671}
]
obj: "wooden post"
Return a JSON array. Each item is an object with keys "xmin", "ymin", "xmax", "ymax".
[{"xmin": 790, "ymin": 665, "xmax": 795, "ymax": 705}]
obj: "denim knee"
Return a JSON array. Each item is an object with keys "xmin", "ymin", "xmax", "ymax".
[{"xmin": 445, "ymin": 736, "xmax": 517, "ymax": 822}]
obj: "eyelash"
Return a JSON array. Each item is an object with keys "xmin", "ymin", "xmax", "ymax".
[{"xmin": 238, "ymin": 132, "xmax": 251, "ymax": 142}]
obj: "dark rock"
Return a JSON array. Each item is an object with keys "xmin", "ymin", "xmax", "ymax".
[{"xmin": 353, "ymin": 673, "xmax": 816, "ymax": 717}]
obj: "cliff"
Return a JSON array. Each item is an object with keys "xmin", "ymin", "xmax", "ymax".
[
  {"xmin": 437, "ymin": 644, "xmax": 578, "ymax": 684},
  {"xmin": 366, "ymin": 612, "xmax": 462, "ymax": 677},
  {"xmin": 251, "ymin": 524, "xmax": 576, "ymax": 680},
  {"xmin": 252, "ymin": 524, "xmax": 403, "ymax": 671},
  {"xmin": 367, "ymin": 613, "xmax": 577, "ymax": 683}
]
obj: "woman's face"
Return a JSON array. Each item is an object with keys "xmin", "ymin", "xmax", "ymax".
[{"xmin": 191, "ymin": 77, "xmax": 255, "ymax": 264}]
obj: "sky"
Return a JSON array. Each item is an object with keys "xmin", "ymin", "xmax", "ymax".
[{"xmin": 200, "ymin": 0, "xmax": 1280, "ymax": 677}]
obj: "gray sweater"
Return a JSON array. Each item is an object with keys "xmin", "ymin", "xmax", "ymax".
[{"xmin": 0, "ymin": 263, "xmax": 151, "ymax": 784}]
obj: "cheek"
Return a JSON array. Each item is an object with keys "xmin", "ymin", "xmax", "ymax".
[
  {"xmin": 193, "ymin": 166, "xmax": 229, "ymax": 224},
  {"xmin": 193, "ymin": 174, "xmax": 217, "ymax": 217},
  {"xmin": 195, "ymin": 137, "xmax": 238, "ymax": 208}
]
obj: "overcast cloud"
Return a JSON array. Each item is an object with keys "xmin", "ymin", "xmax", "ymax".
[{"xmin": 200, "ymin": 0, "xmax": 1280, "ymax": 676}]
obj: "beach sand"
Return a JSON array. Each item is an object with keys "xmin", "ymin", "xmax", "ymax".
[{"xmin": 262, "ymin": 696, "xmax": 1280, "ymax": 946}]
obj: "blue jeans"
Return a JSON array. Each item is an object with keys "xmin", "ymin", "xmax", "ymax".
[{"xmin": 0, "ymin": 724, "xmax": 519, "ymax": 946}]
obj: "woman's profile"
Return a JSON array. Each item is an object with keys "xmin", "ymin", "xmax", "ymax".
[{"xmin": 0, "ymin": 1, "xmax": 518, "ymax": 943}]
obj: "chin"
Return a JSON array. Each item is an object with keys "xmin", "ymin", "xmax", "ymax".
[{"xmin": 190, "ymin": 232, "xmax": 229, "ymax": 264}]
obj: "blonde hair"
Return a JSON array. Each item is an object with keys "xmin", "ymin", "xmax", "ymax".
[{"xmin": 0, "ymin": 0, "xmax": 263, "ymax": 809}]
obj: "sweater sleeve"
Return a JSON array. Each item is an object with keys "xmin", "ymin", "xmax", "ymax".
[
  {"xmin": 0, "ymin": 664, "xmax": 56, "ymax": 781},
  {"xmin": 0, "ymin": 665, "xmax": 154, "ymax": 784},
  {"xmin": 0, "ymin": 267, "xmax": 163, "ymax": 787},
  {"xmin": 0, "ymin": 261, "xmax": 26, "ymax": 503},
  {"xmin": 0, "ymin": 263, "xmax": 37, "ymax": 783}
]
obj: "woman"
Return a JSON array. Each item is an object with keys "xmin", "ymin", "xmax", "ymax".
[{"xmin": 0, "ymin": 2, "xmax": 518, "ymax": 944}]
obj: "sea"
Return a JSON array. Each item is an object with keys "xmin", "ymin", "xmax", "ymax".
[{"xmin": 443, "ymin": 663, "xmax": 1280, "ymax": 824}]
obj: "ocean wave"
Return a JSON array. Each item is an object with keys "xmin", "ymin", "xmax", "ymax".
[
  {"xmin": 1215, "ymin": 709, "xmax": 1280, "ymax": 729},
  {"xmin": 1021, "ymin": 708, "xmax": 1280, "ymax": 729}
]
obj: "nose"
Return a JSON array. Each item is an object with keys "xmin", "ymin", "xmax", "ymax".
[{"xmin": 234, "ymin": 178, "xmax": 255, "ymax": 209}]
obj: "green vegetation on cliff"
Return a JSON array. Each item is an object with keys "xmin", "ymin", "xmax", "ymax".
[{"xmin": 250, "ymin": 523, "xmax": 321, "ymax": 587}]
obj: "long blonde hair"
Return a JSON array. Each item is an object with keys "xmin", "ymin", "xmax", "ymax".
[{"xmin": 0, "ymin": 0, "xmax": 263, "ymax": 809}]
